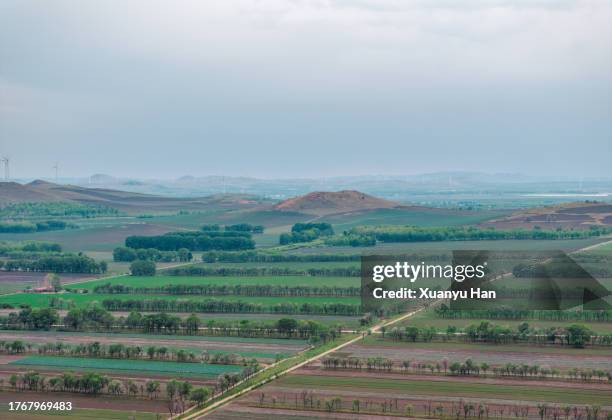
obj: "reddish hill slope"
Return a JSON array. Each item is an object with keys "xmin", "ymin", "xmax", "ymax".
[
  {"xmin": 481, "ymin": 202, "xmax": 612, "ymax": 230},
  {"xmin": 273, "ymin": 190, "xmax": 400, "ymax": 216}
]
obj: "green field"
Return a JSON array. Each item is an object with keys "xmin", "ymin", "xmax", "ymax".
[
  {"xmin": 11, "ymin": 356, "xmax": 244, "ymax": 378},
  {"xmin": 278, "ymin": 375, "xmax": 612, "ymax": 405},
  {"xmin": 189, "ymin": 261, "xmax": 361, "ymax": 269},
  {"xmin": 401, "ymin": 308, "xmax": 612, "ymax": 334},
  {"xmin": 81, "ymin": 275, "xmax": 360, "ymax": 290},
  {"xmin": 320, "ymin": 208, "xmax": 509, "ymax": 231},
  {"xmin": 360, "ymin": 335, "xmax": 612, "ymax": 356},
  {"xmin": 292, "ymin": 237, "xmax": 610, "ymax": 255},
  {"xmin": 0, "ymin": 292, "xmax": 360, "ymax": 309},
  {"xmin": 36, "ymin": 330, "xmax": 309, "ymax": 346}
]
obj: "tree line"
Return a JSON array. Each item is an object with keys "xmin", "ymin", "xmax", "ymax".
[
  {"xmin": 257, "ymin": 390, "xmax": 608, "ymax": 420},
  {"xmin": 0, "ymin": 241, "xmax": 62, "ymax": 255},
  {"xmin": 92, "ymin": 282, "xmax": 360, "ymax": 297},
  {"xmin": 0, "ymin": 253, "xmax": 107, "ymax": 274},
  {"xmin": 125, "ymin": 230, "xmax": 255, "ymax": 251},
  {"xmin": 349, "ymin": 225, "xmax": 612, "ymax": 243},
  {"xmin": 380, "ymin": 321, "xmax": 612, "ymax": 347},
  {"xmin": 202, "ymin": 223, "xmax": 264, "ymax": 233},
  {"xmin": 0, "ymin": 306, "xmax": 340, "ymax": 340},
  {"xmin": 0, "ymin": 220, "xmax": 75, "ymax": 233},
  {"xmin": 4, "ymin": 369, "xmax": 211, "ymax": 416},
  {"xmin": 434, "ymin": 304, "xmax": 612, "ymax": 322},
  {"xmin": 322, "ymin": 355, "xmax": 612, "ymax": 383},
  {"xmin": 100, "ymin": 298, "xmax": 361, "ymax": 316},
  {"xmin": 1, "ymin": 339, "xmax": 259, "ymax": 367},
  {"xmin": 0, "ymin": 202, "xmax": 119, "ymax": 219},
  {"xmin": 113, "ymin": 246, "xmax": 192, "ymax": 262},
  {"xmin": 166, "ymin": 265, "xmax": 360, "ymax": 277},
  {"xmin": 201, "ymin": 250, "xmax": 362, "ymax": 263},
  {"xmin": 324, "ymin": 234, "xmax": 376, "ymax": 247}
]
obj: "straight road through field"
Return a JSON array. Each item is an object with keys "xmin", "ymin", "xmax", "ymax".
[{"xmin": 180, "ymin": 306, "xmax": 428, "ymax": 419}]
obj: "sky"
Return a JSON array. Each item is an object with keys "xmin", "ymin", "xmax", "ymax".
[{"xmin": 0, "ymin": 0, "xmax": 611, "ymax": 179}]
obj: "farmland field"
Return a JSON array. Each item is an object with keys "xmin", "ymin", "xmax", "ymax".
[
  {"xmin": 1, "ymin": 187, "xmax": 611, "ymax": 420},
  {"xmin": 0, "ymin": 292, "xmax": 361, "ymax": 309},
  {"xmin": 9, "ymin": 356, "xmax": 245, "ymax": 379},
  {"xmin": 400, "ymin": 307, "xmax": 612, "ymax": 334},
  {"xmin": 291, "ymin": 237, "xmax": 611, "ymax": 254},
  {"xmin": 275, "ymin": 372, "xmax": 612, "ymax": 405},
  {"xmin": 80, "ymin": 275, "xmax": 360, "ymax": 290},
  {"xmin": 319, "ymin": 207, "xmax": 509, "ymax": 231},
  {"xmin": 0, "ymin": 272, "xmax": 99, "ymax": 295},
  {"xmin": 339, "ymin": 336, "xmax": 612, "ymax": 370},
  {"xmin": 0, "ymin": 392, "xmax": 167, "ymax": 419},
  {"xmin": 0, "ymin": 330, "xmax": 309, "ymax": 361}
]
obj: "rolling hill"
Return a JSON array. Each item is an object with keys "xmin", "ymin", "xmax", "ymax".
[
  {"xmin": 0, "ymin": 180, "xmax": 268, "ymax": 213},
  {"xmin": 273, "ymin": 190, "xmax": 400, "ymax": 216}
]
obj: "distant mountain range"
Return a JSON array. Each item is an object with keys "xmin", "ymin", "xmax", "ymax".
[{"xmin": 10, "ymin": 172, "xmax": 609, "ymax": 204}]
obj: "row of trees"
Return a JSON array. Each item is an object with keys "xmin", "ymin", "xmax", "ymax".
[
  {"xmin": 93, "ymin": 282, "xmax": 361, "ymax": 297},
  {"xmin": 0, "ymin": 202, "xmax": 119, "ymax": 219},
  {"xmin": 2, "ymin": 339, "xmax": 259, "ymax": 366},
  {"xmin": 125, "ymin": 231, "xmax": 255, "ymax": 251},
  {"xmin": 201, "ymin": 250, "xmax": 361, "ymax": 263},
  {"xmin": 258, "ymin": 391, "xmax": 609, "ymax": 420},
  {"xmin": 0, "ymin": 241, "xmax": 62, "ymax": 255},
  {"xmin": 0, "ymin": 306, "xmax": 340, "ymax": 340},
  {"xmin": 5, "ymin": 369, "xmax": 210, "ymax": 415},
  {"xmin": 0, "ymin": 220, "xmax": 74, "ymax": 233},
  {"xmin": 324, "ymin": 234, "xmax": 376, "ymax": 247},
  {"xmin": 202, "ymin": 223, "xmax": 264, "ymax": 233},
  {"xmin": 322, "ymin": 355, "xmax": 612, "ymax": 383},
  {"xmin": 166, "ymin": 265, "xmax": 361, "ymax": 277},
  {"xmin": 350, "ymin": 225, "xmax": 612, "ymax": 243},
  {"xmin": 113, "ymin": 246, "xmax": 192, "ymax": 262},
  {"xmin": 381, "ymin": 321, "xmax": 610, "ymax": 347},
  {"xmin": 0, "ymin": 253, "xmax": 107, "ymax": 274},
  {"xmin": 101, "ymin": 298, "xmax": 361, "ymax": 316},
  {"xmin": 434, "ymin": 304, "xmax": 612, "ymax": 322}
]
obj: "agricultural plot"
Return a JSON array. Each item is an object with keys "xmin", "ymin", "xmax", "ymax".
[
  {"xmin": 0, "ymin": 272, "xmax": 98, "ymax": 295},
  {"xmin": 292, "ymin": 237, "xmax": 610, "ymax": 255},
  {"xmin": 338, "ymin": 337, "xmax": 612, "ymax": 371},
  {"xmin": 0, "ymin": 220, "xmax": 176, "ymax": 252},
  {"xmin": 320, "ymin": 207, "xmax": 509, "ymax": 232},
  {"xmin": 81, "ymin": 275, "xmax": 360, "ymax": 291},
  {"xmin": 0, "ymin": 330, "xmax": 309, "ymax": 361},
  {"xmin": 209, "ymin": 370, "xmax": 612, "ymax": 420},
  {"xmin": 275, "ymin": 371, "xmax": 612, "ymax": 405},
  {"xmin": 0, "ymin": 392, "xmax": 167, "ymax": 419},
  {"xmin": 401, "ymin": 308, "xmax": 612, "ymax": 334},
  {"xmin": 9, "ymin": 356, "xmax": 244, "ymax": 379},
  {"xmin": 0, "ymin": 292, "xmax": 361, "ymax": 309}
]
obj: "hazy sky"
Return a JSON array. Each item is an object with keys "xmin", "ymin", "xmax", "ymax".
[{"xmin": 1, "ymin": 0, "xmax": 611, "ymax": 179}]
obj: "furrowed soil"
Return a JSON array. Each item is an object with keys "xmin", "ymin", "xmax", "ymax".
[
  {"xmin": 0, "ymin": 331, "xmax": 308, "ymax": 360},
  {"xmin": 339, "ymin": 339, "xmax": 612, "ymax": 370},
  {"xmin": 275, "ymin": 370, "xmax": 612, "ymax": 406},
  {"xmin": 0, "ymin": 391, "xmax": 168, "ymax": 417}
]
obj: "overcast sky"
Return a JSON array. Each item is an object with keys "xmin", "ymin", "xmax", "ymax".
[{"xmin": 0, "ymin": 0, "xmax": 611, "ymax": 179}]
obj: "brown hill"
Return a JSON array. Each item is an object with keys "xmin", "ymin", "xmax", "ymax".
[
  {"xmin": 273, "ymin": 190, "xmax": 400, "ymax": 216},
  {"xmin": 482, "ymin": 202, "xmax": 612, "ymax": 230},
  {"xmin": 0, "ymin": 180, "xmax": 266, "ymax": 213}
]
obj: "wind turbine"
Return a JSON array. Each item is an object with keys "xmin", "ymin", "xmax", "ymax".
[
  {"xmin": 1, "ymin": 157, "xmax": 9, "ymax": 181},
  {"xmin": 53, "ymin": 162, "xmax": 59, "ymax": 182}
]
